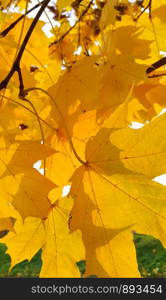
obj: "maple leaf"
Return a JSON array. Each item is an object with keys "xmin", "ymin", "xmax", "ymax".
[
  {"xmin": 0, "ymin": 0, "xmax": 166, "ymax": 279},
  {"xmin": 48, "ymin": 56, "xmax": 101, "ymax": 134},
  {"xmin": 48, "ymin": 20, "xmax": 150, "ymax": 131},
  {"xmin": 110, "ymin": 113, "xmax": 166, "ymax": 178},
  {"xmin": 70, "ymin": 170, "xmax": 140, "ymax": 277},
  {"xmin": 40, "ymin": 197, "xmax": 85, "ymax": 277},
  {"xmin": 0, "ymin": 138, "xmax": 55, "ymax": 219},
  {"xmin": 135, "ymin": 3, "xmax": 166, "ymax": 59},
  {"xmin": 1, "ymin": 216, "xmax": 45, "ymax": 268},
  {"xmin": 70, "ymin": 114, "xmax": 166, "ymax": 277}
]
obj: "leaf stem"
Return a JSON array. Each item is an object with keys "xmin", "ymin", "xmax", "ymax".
[
  {"xmin": 3, "ymin": 95, "xmax": 56, "ymax": 131},
  {"xmin": 24, "ymin": 87, "xmax": 86, "ymax": 165},
  {"xmin": 21, "ymin": 96, "xmax": 46, "ymax": 175}
]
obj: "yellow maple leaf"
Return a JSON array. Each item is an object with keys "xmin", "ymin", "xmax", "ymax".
[
  {"xmin": 136, "ymin": 4, "xmax": 166, "ymax": 57},
  {"xmin": 0, "ymin": 0, "xmax": 166, "ymax": 279},
  {"xmin": 70, "ymin": 114, "xmax": 166, "ymax": 277},
  {"xmin": 110, "ymin": 113, "xmax": 166, "ymax": 177},
  {"xmin": 1, "ymin": 217, "xmax": 45, "ymax": 268},
  {"xmin": 0, "ymin": 138, "xmax": 55, "ymax": 219},
  {"xmin": 40, "ymin": 197, "xmax": 85, "ymax": 277}
]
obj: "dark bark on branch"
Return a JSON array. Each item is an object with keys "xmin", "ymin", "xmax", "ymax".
[
  {"xmin": 49, "ymin": 0, "xmax": 93, "ymax": 48},
  {"xmin": 0, "ymin": 1, "xmax": 45, "ymax": 38},
  {"xmin": 146, "ymin": 57, "xmax": 166, "ymax": 74},
  {"xmin": 0, "ymin": 0, "xmax": 51, "ymax": 95},
  {"xmin": 134, "ymin": 0, "xmax": 152, "ymax": 22}
]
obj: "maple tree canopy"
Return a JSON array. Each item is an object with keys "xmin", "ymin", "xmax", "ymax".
[{"xmin": 0, "ymin": 0, "xmax": 166, "ymax": 278}]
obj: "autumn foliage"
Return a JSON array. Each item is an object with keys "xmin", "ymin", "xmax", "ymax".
[{"xmin": 0, "ymin": 0, "xmax": 166, "ymax": 278}]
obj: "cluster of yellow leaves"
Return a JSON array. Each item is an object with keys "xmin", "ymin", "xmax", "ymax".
[{"xmin": 0, "ymin": 0, "xmax": 166, "ymax": 277}]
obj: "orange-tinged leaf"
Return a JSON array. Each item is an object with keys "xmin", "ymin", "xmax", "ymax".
[
  {"xmin": 0, "ymin": 0, "xmax": 9, "ymax": 7},
  {"xmin": 0, "ymin": 217, "xmax": 15, "ymax": 238},
  {"xmin": 45, "ymin": 110, "xmax": 100, "ymax": 189},
  {"xmin": 146, "ymin": 84, "xmax": 166, "ymax": 109}
]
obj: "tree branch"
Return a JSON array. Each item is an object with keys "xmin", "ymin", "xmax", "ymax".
[
  {"xmin": 146, "ymin": 57, "xmax": 166, "ymax": 74},
  {"xmin": 0, "ymin": 0, "xmax": 51, "ymax": 94},
  {"xmin": 49, "ymin": 0, "xmax": 93, "ymax": 48},
  {"xmin": 134, "ymin": 0, "xmax": 152, "ymax": 22},
  {"xmin": 0, "ymin": 1, "xmax": 45, "ymax": 38}
]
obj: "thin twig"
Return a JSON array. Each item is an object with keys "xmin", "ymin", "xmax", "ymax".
[
  {"xmin": 0, "ymin": 1, "xmax": 45, "ymax": 38},
  {"xmin": 134, "ymin": 0, "xmax": 152, "ymax": 22},
  {"xmin": 14, "ymin": 0, "xmax": 29, "ymax": 59},
  {"xmin": 0, "ymin": 0, "xmax": 51, "ymax": 93},
  {"xmin": 147, "ymin": 73, "xmax": 166, "ymax": 78},
  {"xmin": 146, "ymin": 57, "xmax": 166, "ymax": 74},
  {"xmin": 24, "ymin": 87, "xmax": 86, "ymax": 165},
  {"xmin": 49, "ymin": 0, "xmax": 93, "ymax": 48},
  {"xmin": 21, "ymin": 97, "xmax": 46, "ymax": 175},
  {"xmin": 2, "ymin": 94, "xmax": 57, "ymax": 132}
]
